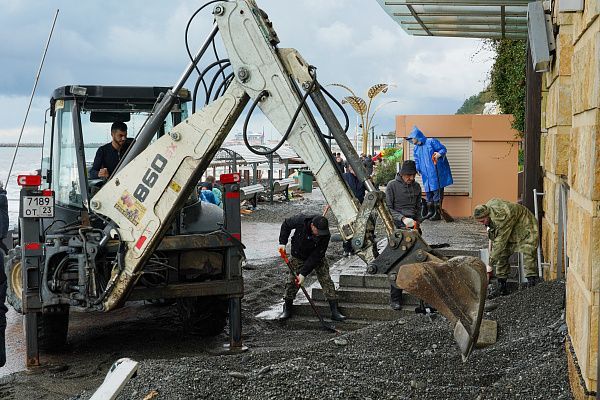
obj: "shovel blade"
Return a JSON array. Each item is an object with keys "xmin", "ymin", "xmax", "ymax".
[{"xmin": 396, "ymin": 256, "xmax": 487, "ymax": 359}]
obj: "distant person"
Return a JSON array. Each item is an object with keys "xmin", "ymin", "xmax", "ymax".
[
  {"xmin": 385, "ymin": 160, "xmax": 422, "ymax": 310},
  {"xmin": 278, "ymin": 214, "xmax": 345, "ymax": 322},
  {"xmin": 0, "ymin": 180, "xmax": 8, "ymax": 367},
  {"xmin": 335, "ymin": 153, "xmax": 345, "ymax": 174},
  {"xmin": 474, "ymin": 199, "xmax": 540, "ymax": 297},
  {"xmin": 363, "ymin": 154, "xmax": 374, "ymax": 176},
  {"xmin": 90, "ymin": 121, "xmax": 128, "ymax": 179},
  {"xmin": 341, "ymin": 165, "xmax": 365, "ymax": 257},
  {"xmin": 199, "ymin": 184, "xmax": 218, "ymax": 205},
  {"xmin": 205, "ymin": 176, "xmax": 222, "ymax": 207},
  {"xmin": 406, "ymin": 126, "xmax": 453, "ymax": 221}
]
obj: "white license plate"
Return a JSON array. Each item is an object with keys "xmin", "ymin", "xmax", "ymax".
[{"xmin": 22, "ymin": 195, "xmax": 55, "ymax": 218}]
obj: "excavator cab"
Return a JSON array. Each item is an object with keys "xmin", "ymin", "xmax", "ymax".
[{"xmin": 42, "ymin": 85, "xmax": 190, "ymax": 219}]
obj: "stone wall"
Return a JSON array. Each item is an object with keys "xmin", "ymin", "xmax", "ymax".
[{"xmin": 542, "ymin": 1, "xmax": 599, "ymax": 395}]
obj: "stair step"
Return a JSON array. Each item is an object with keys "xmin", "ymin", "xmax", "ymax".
[
  {"xmin": 438, "ymin": 249, "xmax": 481, "ymax": 258},
  {"xmin": 311, "ymin": 286, "xmax": 421, "ymax": 306},
  {"xmin": 339, "ymin": 273, "xmax": 391, "ymax": 289},
  {"xmin": 291, "ymin": 301, "xmax": 416, "ymax": 321},
  {"xmin": 282, "ymin": 317, "xmax": 376, "ymax": 332}
]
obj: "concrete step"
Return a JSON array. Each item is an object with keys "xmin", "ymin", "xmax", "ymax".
[
  {"xmin": 291, "ymin": 301, "xmax": 416, "ymax": 321},
  {"xmin": 339, "ymin": 273, "xmax": 390, "ymax": 289},
  {"xmin": 282, "ymin": 316, "xmax": 376, "ymax": 332},
  {"xmin": 438, "ymin": 249, "xmax": 481, "ymax": 258},
  {"xmin": 311, "ymin": 286, "xmax": 421, "ymax": 306}
]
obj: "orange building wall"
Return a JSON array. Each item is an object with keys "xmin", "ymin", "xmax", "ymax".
[{"xmin": 396, "ymin": 114, "xmax": 520, "ymax": 217}]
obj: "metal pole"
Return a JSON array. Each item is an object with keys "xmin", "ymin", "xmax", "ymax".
[
  {"xmin": 310, "ymin": 87, "xmax": 396, "ymax": 234},
  {"xmin": 6, "ymin": 9, "xmax": 59, "ymax": 189},
  {"xmin": 533, "ymin": 189, "xmax": 544, "ymax": 277},
  {"xmin": 371, "ymin": 126, "xmax": 375, "ymax": 156},
  {"xmin": 117, "ymin": 24, "xmax": 219, "ymax": 172}
]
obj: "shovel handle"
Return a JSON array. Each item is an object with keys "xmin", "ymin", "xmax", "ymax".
[
  {"xmin": 279, "ymin": 248, "xmax": 290, "ymax": 264},
  {"xmin": 278, "ymin": 249, "xmax": 338, "ymax": 333}
]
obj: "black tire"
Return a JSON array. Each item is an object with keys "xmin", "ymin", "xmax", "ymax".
[
  {"xmin": 38, "ymin": 307, "xmax": 69, "ymax": 352},
  {"xmin": 177, "ymin": 296, "xmax": 228, "ymax": 336},
  {"xmin": 4, "ymin": 249, "xmax": 23, "ymax": 313}
]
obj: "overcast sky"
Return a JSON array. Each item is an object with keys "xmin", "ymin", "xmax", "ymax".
[{"xmin": 0, "ymin": 0, "xmax": 494, "ymax": 144}]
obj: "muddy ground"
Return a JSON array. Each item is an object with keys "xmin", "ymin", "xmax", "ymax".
[{"xmin": 0, "ymin": 193, "xmax": 572, "ymax": 399}]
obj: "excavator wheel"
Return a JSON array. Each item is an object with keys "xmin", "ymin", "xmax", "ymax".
[
  {"xmin": 38, "ymin": 306, "xmax": 70, "ymax": 352},
  {"xmin": 4, "ymin": 249, "xmax": 23, "ymax": 313},
  {"xmin": 177, "ymin": 296, "xmax": 228, "ymax": 336}
]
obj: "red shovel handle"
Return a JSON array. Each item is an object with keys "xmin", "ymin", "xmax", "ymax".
[
  {"xmin": 432, "ymin": 154, "xmax": 438, "ymax": 165},
  {"xmin": 279, "ymin": 248, "xmax": 289, "ymax": 263}
]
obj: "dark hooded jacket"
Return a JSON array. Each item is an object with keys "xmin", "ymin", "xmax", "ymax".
[
  {"xmin": 279, "ymin": 214, "xmax": 330, "ymax": 276},
  {"xmin": 0, "ymin": 188, "xmax": 8, "ymax": 240},
  {"xmin": 385, "ymin": 174, "xmax": 422, "ymax": 223},
  {"xmin": 342, "ymin": 172, "xmax": 365, "ymax": 203}
]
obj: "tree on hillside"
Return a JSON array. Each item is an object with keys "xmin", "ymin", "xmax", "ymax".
[{"xmin": 456, "ymin": 90, "xmax": 496, "ymax": 114}]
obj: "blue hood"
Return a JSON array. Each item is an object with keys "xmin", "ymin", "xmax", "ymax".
[{"xmin": 407, "ymin": 126, "xmax": 427, "ymax": 145}]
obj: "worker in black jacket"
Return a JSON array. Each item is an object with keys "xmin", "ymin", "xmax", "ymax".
[
  {"xmin": 0, "ymin": 180, "xmax": 7, "ymax": 366},
  {"xmin": 278, "ymin": 214, "xmax": 346, "ymax": 321}
]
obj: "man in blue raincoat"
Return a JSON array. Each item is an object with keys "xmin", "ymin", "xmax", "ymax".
[{"xmin": 406, "ymin": 126, "xmax": 453, "ymax": 221}]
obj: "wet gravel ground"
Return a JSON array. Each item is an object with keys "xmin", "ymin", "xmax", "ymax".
[
  {"xmin": 0, "ymin": 191, "xmax": 572, "ymax": 399},
  {"xmin": 112, "ymin": 281, "xmax": 571, "ymax": 400}
]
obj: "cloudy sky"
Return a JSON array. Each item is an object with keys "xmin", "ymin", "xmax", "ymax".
[{"xmin": 0, "ymin": 0, "xmax": 494, "ymax": 144}]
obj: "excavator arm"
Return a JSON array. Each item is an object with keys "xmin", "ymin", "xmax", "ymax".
[{"xmin": 90, "ymin": 0, "xmax": 486, "ymax": 359}]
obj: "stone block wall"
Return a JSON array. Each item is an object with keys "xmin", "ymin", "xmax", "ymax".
[{"xmin": 542, "ymin": 1, "xmax": 599, "ymax": 395}]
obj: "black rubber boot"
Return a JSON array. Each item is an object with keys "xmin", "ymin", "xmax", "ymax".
[
  {"xmin": 0, "ymin": 330, "xmax": 5, "ymax": 367},
  {"xmin": 424, "ymin": 202, "xmax": 435, "ymax": 219},
  {"xmin": 280, "ymin": 298, "xmax": 294, "ymax": 320},
  {"xmin": 390, "ymin": 286, "xmax": 403, "ymax": 310},
  {"xmin": 430, "ymin": 203, "xmax": 441, "ymax": 221},
  {"xmin": 497, "ymin": 278, "xmax": 509, "ymax": 296},
  {"xmin": 526, "ymin": 276, "xmax": 539, "ymax": 288},
  {"xmin": 328, "ymin": 300, "xmax": 346, "ymax": 322},
  {"xmin": 488, "ymin": 278, "xmax": 508, "ymax": 298}
]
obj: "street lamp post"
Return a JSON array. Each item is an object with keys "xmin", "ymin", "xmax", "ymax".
[{"xmin": 331, "ymin": 83, "xmax": 398, "ymax": 155}]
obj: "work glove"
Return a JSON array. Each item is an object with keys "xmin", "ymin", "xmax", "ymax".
[
  {"xmin": 432, "ymin": 152, "xmax": 441, "ymax": 161},
  {"xmin": 486, "ymin": 264, "xmax": 493, "ymax": 283},
  {"xmin": 402, "ymin": 217, "xmax": 416, "ymax": 229},
  {"xmin": 295, "ymin": 274, "xmax": 305, "ymax": 287},
  {"xmin": 278, "ymin": 244, "xmax": 286, "ymax": 255}
]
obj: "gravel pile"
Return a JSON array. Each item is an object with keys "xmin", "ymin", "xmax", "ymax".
[
  {"xmin": 2, "ymin": 191, "xmax": 572, "ymax": 399},
  {"xmin": 111, "ymin": 280, "xmax": 571, "ymax": 400}
]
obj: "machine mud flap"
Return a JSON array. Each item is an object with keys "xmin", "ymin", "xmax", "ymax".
[{"xmin": 396, "ymin": 256, "xmax": 487, "ymax": 360}]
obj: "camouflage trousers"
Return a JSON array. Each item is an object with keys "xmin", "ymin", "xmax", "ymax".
[
  {"xmin": 494, "ymin": 244, "xmax": 538, "ymax": 279},
  {"xmin": 283, "ymin": 256, "xmax": 337, "ymax": 301}
]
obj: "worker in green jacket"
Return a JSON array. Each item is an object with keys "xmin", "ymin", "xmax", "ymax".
[{"xmin": 473, "ymin": 198, "xmax": 540, "ymax": 296}]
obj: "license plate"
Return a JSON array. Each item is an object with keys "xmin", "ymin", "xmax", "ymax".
[{"xmin": 22, "ymin": 195, "xmax": 55, "ymax": 218}]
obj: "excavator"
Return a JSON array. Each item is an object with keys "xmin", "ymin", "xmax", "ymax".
[{"xmin": 6, "ymin": 0, "xmax": 487, "ymax": 367}]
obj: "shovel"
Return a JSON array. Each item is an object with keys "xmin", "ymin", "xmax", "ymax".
[
  {"xmin": 278, "ymin": 248, "xmax": 339, "ymax": 334},
  {"xmin": 432, "ymin": 154, "xmax": 454, "ymax": 223}
]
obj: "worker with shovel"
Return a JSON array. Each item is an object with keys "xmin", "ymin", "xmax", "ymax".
[
  {"xmin": 406, "ymin": 126, "xmax": 453, "ymax": 221},
  {"xmin": 473, "ymin": 199, "xmax": 540, "ymax": 297},
  {"xmin": 278, "ymin": 215, "xmax": 346, "ymax": 322}
]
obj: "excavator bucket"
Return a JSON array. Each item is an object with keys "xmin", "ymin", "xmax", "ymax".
[{"xmin": 396, "ymin": 256, "xmax": 487, "ymax": 360}]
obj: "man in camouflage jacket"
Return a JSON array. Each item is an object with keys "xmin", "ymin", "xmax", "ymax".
[{"xmin": 473, "ymin": 198, "xmax": 539, "ymax": 296}]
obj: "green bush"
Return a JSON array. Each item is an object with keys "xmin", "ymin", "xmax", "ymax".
[
  {"xmin": 489, "ymin": 39, "xmax": 527, "ymax": 136},
  {"xmin": 373, "ymin": 159, "xmax": 398, "ymax": 187}
]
